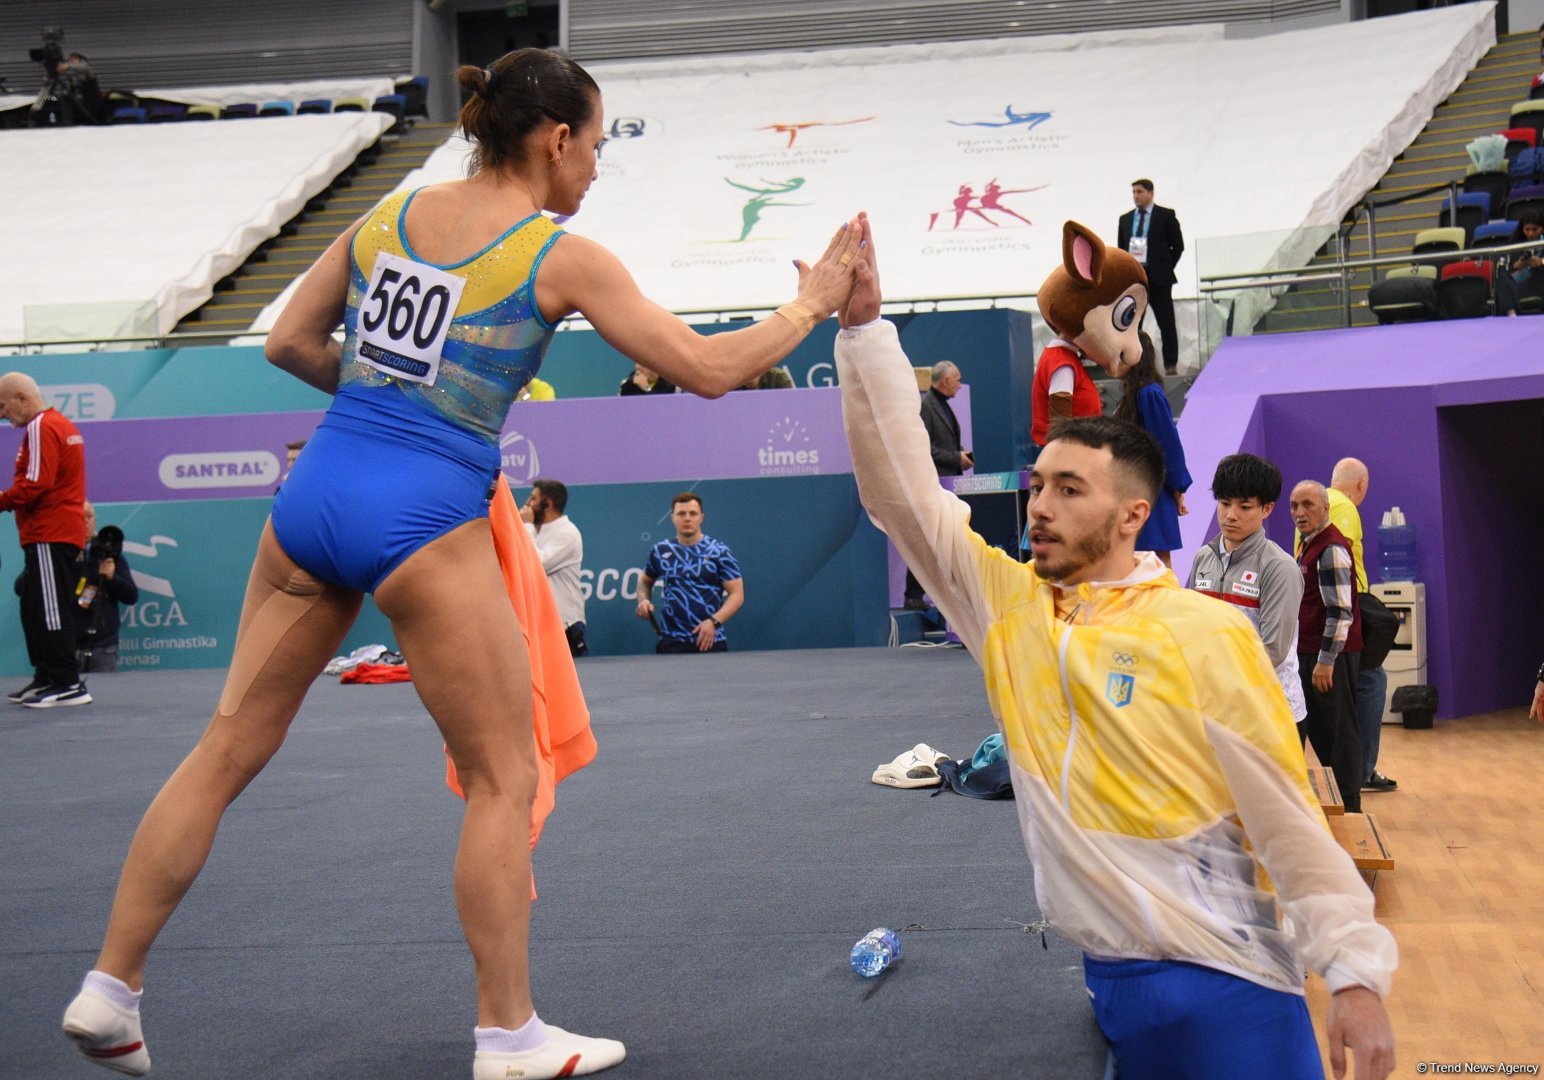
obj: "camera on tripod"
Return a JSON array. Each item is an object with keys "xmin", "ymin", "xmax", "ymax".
[{"xmin": 29, "ymin": 26, "xmax": 65, "ymax": 73}]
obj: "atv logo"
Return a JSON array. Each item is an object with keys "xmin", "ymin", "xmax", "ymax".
[{"xmin": 499, "ymin": 430, "xmax": 540, "ymax": 485}]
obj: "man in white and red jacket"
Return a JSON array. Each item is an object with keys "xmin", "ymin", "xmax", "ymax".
[{"xmin": 0, "ymin": 372, "xmax": 91, "ymax": 707}]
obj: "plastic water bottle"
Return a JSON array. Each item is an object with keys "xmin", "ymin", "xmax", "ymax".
[
  {"xmin": 850, "ymin": 928, "xmax": 901, "ymax": 977},
  {"xmin": 1377, "ymin": 507, "xmax": 1418, "ymax": 583}
]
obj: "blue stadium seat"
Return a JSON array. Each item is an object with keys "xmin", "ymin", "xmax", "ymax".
[
  {"xmin": 297, "ymin": 98, "xmax": 332, "ymax": 115},
  {"xmin": 259, "ymin": 100, "xmax": 295, "ymax": 117},
  {"xmin": 146, "ymin": 104, "xmax": 187, "ymax": 123},
  {"xmin": 396, "ymin": 76, "xmax": 428, "ymax": 118},
  {"xmin": 110, "ymin": 106, "xmax": 147, "ymax": 124},
  {"xmin": 1472, "ymin": 222, "xmax": 1518, "ymax": 249},
  {"xmin": 220, "ymin": 103, "xmax": 259, "ymax": 120},
  {"xmin": 373, "ymin": 93, "xmax": 407, "ymax": 132}
]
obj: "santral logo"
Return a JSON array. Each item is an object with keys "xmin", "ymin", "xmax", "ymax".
[
  {"xmin": 499, "ymin": 430, "xmax": 539, "ymax": 485},
  {"xmin": 159, "ymin": 451, "xmax": 280, "ymax": 489}
]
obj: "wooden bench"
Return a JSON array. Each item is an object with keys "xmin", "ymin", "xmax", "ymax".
[
  {"xmin": 1307, "ymin": 765, "xmax": 1344, "ymax": 816},
  {"xmin": 1330, "ymin": 812, "xmax": 1395, "ymax": 874}
]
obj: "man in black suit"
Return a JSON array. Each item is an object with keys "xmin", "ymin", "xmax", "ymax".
[
  {"xmin": 1117, "ymin": 179, "xmax": 1185, "ymax": 373},
  {"xmin": 904, "ymin": 361, "xmax": 973, "ymax": 608}
]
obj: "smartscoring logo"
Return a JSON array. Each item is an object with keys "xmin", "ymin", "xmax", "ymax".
[
  {"xmin": 758, "ymin": 417, "xmax": 821, "ymax": 476},
  {"xmin": 158, "ymin": 451, "xmax": 280, "ymax": 489}
]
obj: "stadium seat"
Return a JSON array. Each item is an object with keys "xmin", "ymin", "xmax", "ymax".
[
  {"xmin": 333, "ymin": 97, "xmax": 369, "ymax": 113},
  {"xmin": 110, "ymin": 107, "xmax": 147, "ymax": 125},
  {"xmin": 220, "ymin": 103, "xmax": 259, "ymax": 120},
  {"xmin": 1509, "ymin": 146, "xmax": 1544, "ymax": 186},
  {"xmin": 1501, "ymin": 127, "xmax": 1536, "ymax": 163},
  {"xmin": 259, "ymin": 100, "xmax": 295, "ymax": 117},
  {"xmin": 186, "ymin": 104, "xmax": 220, "ymax": 121},
  {"xmin": 1437, "ymin": 260, "xmax": 1493, "ymax": 319},
  {"xmin": 372, "ymin": 93, "xmax": 407, "ymax": 132},
  {"xmin": 146, "ymin": 104, "xmax": 187, "ymax": 123},
  {"xmin": 1505, "ymin": 183, "xmax": 1544, "ymax": 221},
  {"xmin": 1412, "ymin": 227, "xmax": 1466, "ymax": 266},
  {"xmin": 1463, "ymin": 170, "xmax": 1511, "ymax": 215},
  {"xmin": 396, "ymin": 75, "xmax": 429, "ymax": 118},
  {"xmin": 297, "ymin": 98, "xmax": 332, "ymax": 115},
  {"xmin": 1438, "ymin": 192, "xmax": 1490, "ymax": 244},
  {"xmin": 1369, "ymin": 267, "xmax": 1439, "ymax": 324},
  {"xmin": 1472, "ymin": 221, "xmax": 1519, "ymax": 249},
  {"xmin": 1509, "ymin": 101, "xmax": 1544, "ymax": 141}
]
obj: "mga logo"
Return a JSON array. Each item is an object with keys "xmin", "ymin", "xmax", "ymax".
[
  {"xmin": 119, "ymin": 534, "xmax": 189, "ymax": 631},
  {"xmin": 159, "ymin": 451, "xmax": 280, "ymax": 489},
  {"xmin": 499, "ymin": 430, "xmax": 539, "ymax": 485},
  {"xmin": 1106, "ymin": 673, "xmax": 1135, "ymax": 709}
]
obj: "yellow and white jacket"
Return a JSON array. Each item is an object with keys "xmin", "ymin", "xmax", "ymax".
[{"xmin": 837, "ymin": 320, "xmax": 1396, "ymax": 998}]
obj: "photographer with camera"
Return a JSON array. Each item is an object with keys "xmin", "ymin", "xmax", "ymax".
[
  {"xmin": 75, "ymin": 503, "xmax": 137, "ymax": 673},
  {"xmin": 27, "ymin": 28, "xmax": 100, "ymax": 127}
]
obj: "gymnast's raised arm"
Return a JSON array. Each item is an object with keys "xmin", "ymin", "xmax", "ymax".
[{"xmin": 535, "ymin": 220, "xmax": 861, "ymax": 399}]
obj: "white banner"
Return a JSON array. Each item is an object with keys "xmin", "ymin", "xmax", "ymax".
[{"xmin": 246, "ymin": 7, "xmax": 1494, "ymax": 354}]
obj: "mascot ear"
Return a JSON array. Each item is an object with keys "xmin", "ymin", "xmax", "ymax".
[{"xmin": 1062, "ymin": 221, "xmax": 1105, "ymax": 286}]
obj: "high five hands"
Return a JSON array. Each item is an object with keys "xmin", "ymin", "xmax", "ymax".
[{"xmin": 839, "ymin": 212, "xmax": 880, "ymax": 329}]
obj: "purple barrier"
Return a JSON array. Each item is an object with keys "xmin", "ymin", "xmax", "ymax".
[{"xmin": 0, "ymin": 387, "xmax": 972, "ymax": 504}]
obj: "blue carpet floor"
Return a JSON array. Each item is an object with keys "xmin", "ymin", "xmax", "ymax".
[{"xmin": 1, "ymin": 647, "xmax": 1109, "ymax": 1079}]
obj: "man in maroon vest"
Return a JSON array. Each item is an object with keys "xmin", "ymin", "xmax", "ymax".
[{"xmin": 1290, "ymin": 480, "xmax": 1363, "ymax": 813}]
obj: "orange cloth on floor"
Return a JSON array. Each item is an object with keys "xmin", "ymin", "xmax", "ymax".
[
  {"xmin": 444, "ymin": 477, "xmax": 598, "ymax": 860},
  {"xmin": 340, "ymin": 661, "xmax": 412, "ymax": 684}
]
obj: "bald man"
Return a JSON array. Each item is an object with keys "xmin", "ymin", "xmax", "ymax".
[
  {"xmin": 1291, "ymin": 480, "xmax": 1362, "ymax": 813},
  {"xmin": 1331, "ymin": 458, "xmax": 1397, "ymax": 793},
  {"xmin": 0, "ymin": 373, "xmax": 91, "ymax": 707},
  {"xmin": 1298, "ymin": 458, "xmax": 1396, "ymax": 793}
]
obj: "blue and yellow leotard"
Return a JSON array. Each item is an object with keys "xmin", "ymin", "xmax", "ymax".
[{"xmin": 272, "ymin": 189, "xmax": 566, "ymax": 592}]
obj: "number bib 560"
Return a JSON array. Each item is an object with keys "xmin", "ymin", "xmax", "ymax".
[{"xmin": 355, "ymin": 253, "xmax": 466, "ymax": 385}]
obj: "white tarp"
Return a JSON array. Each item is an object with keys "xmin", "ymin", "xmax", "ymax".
[
  {"xmin": 134, "ymin": 78, "xmax": 397, "ymax": 108},
  {"xmin": 251, "ymin": 6, "xmax": 1494, "ymax": 362},
  {"xmin": 0, "ymin": 112, "xmax": 392, "ymax": 345}
]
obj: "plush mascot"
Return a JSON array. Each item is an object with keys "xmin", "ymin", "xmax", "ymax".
[{"xmin": 1030, "ymin": 221, "xmax": 1149, "ymax": 447}]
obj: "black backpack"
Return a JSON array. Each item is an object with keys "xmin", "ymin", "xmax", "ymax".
[{"xmin": 1358, "ymin": 591, "xmax": 1400, "ymax": 671}]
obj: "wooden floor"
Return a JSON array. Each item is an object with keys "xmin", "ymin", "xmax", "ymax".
[{"xmin": 1305, "ymin": 708, "xmax": 1544, "ymax": 1076}]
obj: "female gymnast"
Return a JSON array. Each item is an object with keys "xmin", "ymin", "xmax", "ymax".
[{"xmin": 62, "ymin": 47, "xmax": 860, "ymax": 1080}]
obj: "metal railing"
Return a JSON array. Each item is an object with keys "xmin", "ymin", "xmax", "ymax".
[{"xmin": 0, "ymin": 292, "xmax": 1041, "ymax": 354}]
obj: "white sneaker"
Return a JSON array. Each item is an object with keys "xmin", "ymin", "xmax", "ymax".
[
  {"xmin": 871, "ymin": 743, "xmax": 950, "ymax": 789},
  {"xmin": 473, "ymin": 1025, "xmax": 625, "ymax": 1079},
  {"xmin": 62, "ymin": 987, "xmax": 150, "ymax": 1076}
]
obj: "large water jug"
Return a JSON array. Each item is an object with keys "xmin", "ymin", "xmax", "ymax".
[{"xmin": 1377, "ymin": 507, "xmax": 1418, "ymax": 583}]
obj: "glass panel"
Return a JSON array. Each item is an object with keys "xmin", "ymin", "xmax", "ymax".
[
  {"xmin": 1193, "ymin": 221, "xmax": 1364, "ymax": 364},
  {"xmin": 22, "ymin": 301, "xmax": 160, "ymax": 346}
]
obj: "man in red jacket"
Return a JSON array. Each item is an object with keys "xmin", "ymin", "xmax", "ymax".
[{"xmin": 0, "ymin": 372, "xmax": 91, "ymax": 707}]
